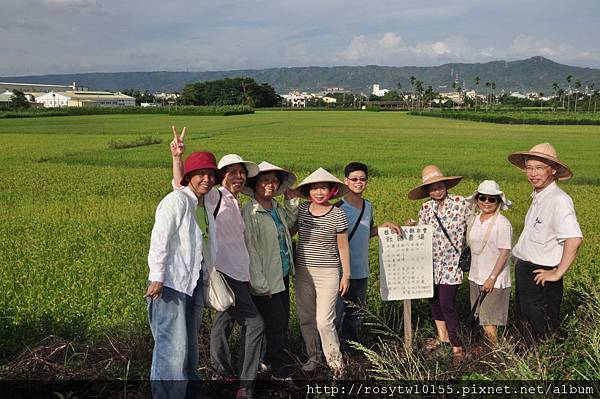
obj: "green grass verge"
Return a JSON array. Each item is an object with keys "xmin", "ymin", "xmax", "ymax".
[{"xmin": 410, "ymin": 110, "xmax": 600, "ymax": 125}]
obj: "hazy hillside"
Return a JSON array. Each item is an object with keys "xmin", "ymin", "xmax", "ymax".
[{"xmin": 2, "ymin": 57, "xmax": 599, "ymax": 94}]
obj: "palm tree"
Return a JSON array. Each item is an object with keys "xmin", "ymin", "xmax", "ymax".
[
  {"xmin": 552, "ymin": 81, "xmax": 560, "ymax": 111},
  {"xmin": 539, "ymin": 92, "xmax": 544, "ymax": 112},
  {"xmin": 415, "ymin": 80, "xmax": 424, "ymax": 111},
  {"xmin": 566, "ymin": 75, "xmax": 572, "ymax": 111},
  {"xmin": 410, "ymin": 76, "xmax": 417, "ymax": 110},
  {"xmin": 574, "ymin": 80, "xmax": 582, "ymax": 112},
  {"xmin": 425, "ymin": 85, "xmax": 434, "ymax": 109},
  {"xmin": 397, "ymin": 82, "xmax": 406, "ymax": 108},
  {"xmin": 485, "ymin": 82, "xmax": 491, "ymax": 109},
  {"xmin": 474, "ymin": 76, "xmax": 481, "ymax": 109},
  {"xmin": 594, "ymin": 89, "xmax": 599, "ymax": 113},
  {"xmin": 491, "ymin": 81, "xmax": 496, "ymax": 110},
  {"xmin": 588, "ymin": 83, "xmax": 595, "ymax": 112}
]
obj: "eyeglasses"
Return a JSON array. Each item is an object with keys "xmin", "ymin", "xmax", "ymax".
[
  {"xmin": 525, "ymin": 165, "xmax": 551, "ymax": 174},
  {"xmin": 477, "ymin": 195, "xmax": 498, "ymax": 204},
  {"xmin": 348, "ymin": 177, "xmax": 368, "ymax": 182}
]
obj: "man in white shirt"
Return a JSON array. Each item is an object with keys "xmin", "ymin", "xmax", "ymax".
[
  {"xmin": 146, "ymin": 150, "xmax": 218, "ymax": 398},
  {"xmin": 508, "ymin": 143, "xmax": 583, "ymax": 343}
]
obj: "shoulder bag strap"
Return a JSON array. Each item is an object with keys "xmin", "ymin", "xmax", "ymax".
[
  {"xmin": 433, "ymin": 211, "xmax": 459, "ymax": 254},
  {"xmin": 213, "ymin": 189, "xmax": 222, "ymax": 219},
  {"xmin": 348, "ymin": 199, "xmax": 366, "ymax": 242},
  {"xmin": 470, "ymin": 211, "xmax": 499, "ymax": 256}
]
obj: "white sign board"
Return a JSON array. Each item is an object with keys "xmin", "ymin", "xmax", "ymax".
[{"xmin": 378, "ymin": 226, "xmax": 434, "ymax": 301}]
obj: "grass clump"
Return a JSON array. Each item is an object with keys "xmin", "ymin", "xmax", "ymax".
[{"xmin": 108, "ymin": 136, "xmax": 162, "ymax": 150}]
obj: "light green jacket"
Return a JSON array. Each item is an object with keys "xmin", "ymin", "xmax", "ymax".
[{"xmin": 242, "ymin": 198, "xmax": 297, "ymax": 296}]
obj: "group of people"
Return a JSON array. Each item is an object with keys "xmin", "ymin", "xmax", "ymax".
[
  {"xmin": 406, "ymin": 142, "xmax": 582, "ymax": 362},
  {"xmin": 145, "ymin": 127, "xmax": 583, "ymax": 398}
]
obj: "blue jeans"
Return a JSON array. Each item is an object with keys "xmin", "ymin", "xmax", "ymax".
[
  {"xmin": 335, "ymin": 277, "xmax": 368, "ymax": 354},
  {"xmin": 148, "ymin": 275, "xmax": 204, "ymax": 398}
]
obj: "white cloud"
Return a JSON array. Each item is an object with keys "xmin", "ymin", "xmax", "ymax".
[
  {"xmin": 43, "ymin": 0, "xmax": 97, "ymax": 8},
  {"xmin": 508, "ymin": 34, "xmax": 558, "ymax": 57},
  {"xmin": 341, "ymin": 33, "xmax": 478, "ymax": 65}
]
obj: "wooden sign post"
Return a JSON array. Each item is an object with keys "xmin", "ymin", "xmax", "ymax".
[{"xmin": 378, "ymin": 226, "xmax": 434, "ymax": 349}]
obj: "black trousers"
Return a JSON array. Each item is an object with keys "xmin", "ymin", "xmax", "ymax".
[
  {"xmin": 252, "ymin": 275, "xmax": 291, "ymax": 378},
  {"xmin": 515, "ymin": 259, "xmax": 563, "ymax": 344}
]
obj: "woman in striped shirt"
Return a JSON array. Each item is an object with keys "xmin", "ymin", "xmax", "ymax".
[{"xmin": 292, "ymin": 167, "xmax": 351, "ymax": 379}]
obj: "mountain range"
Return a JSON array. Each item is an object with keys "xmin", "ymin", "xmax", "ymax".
[{"xmin": 2, "ymin": 57, "xmax": 599, "ymax": 95}]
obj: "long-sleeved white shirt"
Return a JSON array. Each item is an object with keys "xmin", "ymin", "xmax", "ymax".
[{"xmin": 147, "ymin": 186, "xmax": 216, "ymax": 296}]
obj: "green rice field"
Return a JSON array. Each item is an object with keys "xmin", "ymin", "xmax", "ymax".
[{"xmin": 1, "ymin": 111, "xmax": 599, "ymax": 382}]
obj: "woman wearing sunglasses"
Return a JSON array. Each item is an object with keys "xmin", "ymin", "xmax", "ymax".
[{"xmin": 465, "ymin": 180, "xmax": 513, "ymax": 345}]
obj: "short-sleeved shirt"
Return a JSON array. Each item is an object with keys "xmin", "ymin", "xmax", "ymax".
[
  {"xmin": 418, "ymin": 194, "xmax": 470, "ymax": 285},
  {"xmin": 339, "ymin": 199, "xmax": 374, "ymax": 279},
  {"xmin": 468, "ymin": 213, "xmax": 512, "ymax": 288},
  {"xmin": 513, "ymin": 182, "xmax": 582, "ymax": 266},
  {"xmin": 296, "ymin": 203, "xmax": 348, "ymax": 269}
]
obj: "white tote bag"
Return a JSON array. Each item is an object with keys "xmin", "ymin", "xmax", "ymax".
[{"xmin": 203, "ymin": 260, "xmax": 235, "ymax": 312}]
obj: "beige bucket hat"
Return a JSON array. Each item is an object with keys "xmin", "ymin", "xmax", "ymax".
[
  {"xmin": 294, "ymin": 167, "xmax": 348, "ymax": 199},
  {"xmin": 466, "ymin": 180, "xmax": 512, "ymax": 211},
  {"xmin": 408, "ymin": 165, "xmax": 463, "ymax": 200},
  {"xmin": 242, "ymin": 161, "xmax": 297, "ymax": 197},
  {"xmin": 508, "ymin": 142, "xmax": 572, "ymax": 180}
]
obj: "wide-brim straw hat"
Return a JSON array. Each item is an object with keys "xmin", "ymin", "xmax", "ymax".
[
  {"xmin": 242, "ymin": 161, "xmax": 297, "ymax": 197},
  {"xmin": 466, "ymin": 180, "xmax": 512, "ymax": 211},
  {"xmin": 508, "ymin": 142, "xmax": 572, "ymax": 180},
  {"xmin": 294, "ymin": 167, "xmax": 348, "ymax": 200},
  {"xmin": 408, "ymin": 165, "xmax": 463, "ymax": 200},
  {"xmin": 217, "ymin": 154, "xmax": 259, "ymax": 178}
]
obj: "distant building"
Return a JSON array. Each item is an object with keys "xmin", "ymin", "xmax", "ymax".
[
  {"xmin": 325, "ymin": 87, "xmax": 345, "ymax": 93},
  {"xmin": 372, "ymin": 84, "xmax": 389, "ymax": 97},
  {"xmin": 35, "ymin": 91, "xmax": 71, "ymax": 107},
  {"xmin": 282, "ymin": 91, "xmax": 308, "ymax": 107},
  {"xmin": 0, "ymin": 82, "xmax": 86, "ymax": 93},
  {"xmin": 154, "ymin": 92, "xmax": 179, "ymax": 104},
  {"xmin": 0, "ymin": 90, "xmax": 13, "ymax": 106},
  {"xmin": 322, "ymin": 96, "xmax": 337, "ymax": 104},
  {"xmin": 509, "ymin": 92, "xmax": 527, "ymax": 99},
  {"xmin": 35, "ymin": 90, "xmax": 135, "ymax": 108}
]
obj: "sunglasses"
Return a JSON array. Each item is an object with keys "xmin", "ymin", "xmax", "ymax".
[
  {"xmin": 348, "ymin": 177, "xmax": 368, "ymax": 182},
  {"xmin": 477, "ymin": 195, "xmax": 498, "ymax": 204}
]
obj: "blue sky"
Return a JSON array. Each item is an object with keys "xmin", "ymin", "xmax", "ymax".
[{"xmin": 1, "ymin": 0, "xmax": 599, "ymax": 76}]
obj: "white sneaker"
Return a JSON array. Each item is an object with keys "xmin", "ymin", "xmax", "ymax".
[
  {"xmin": 301, "ymin": 357, "xmax": 320, "ymax": 372},
  {"xmin": 258, "ymin": 362, "xmax": 271, "ymax": 373}
]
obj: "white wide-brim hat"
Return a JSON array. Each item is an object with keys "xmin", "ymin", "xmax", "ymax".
[
  {"xmin": 242, "ymin": 161, "xmax": 297, "ymax": 197},
  {"xmin": 466, "ymin": 180, "xmax": 512, "ymax": 210},
  {"xmin": 217, "ymin": 154, "xmax": 259, "ymax": 178},
  {"xmin": 294, "ymin": 167, "xmax": 348, "ymax": 200}
]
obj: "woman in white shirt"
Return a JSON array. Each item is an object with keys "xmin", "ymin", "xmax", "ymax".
[{"xmin": 465, "ymin": 180, "xmax": 512, "ymax": 344}]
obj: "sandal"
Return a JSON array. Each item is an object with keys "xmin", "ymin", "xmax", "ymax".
[
  {"xmin": 452, "ymin": 347, "xmax": 466, "ymax": 363},
  {"xmin": 424, "ymin": 338, "xmax": 449, "ymax": 352}
]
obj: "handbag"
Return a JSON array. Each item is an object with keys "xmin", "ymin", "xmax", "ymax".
[
  {"xmin": 433, "ymin": 211, "xmax": 472, "ymax": 272},
  {"xmin": 203, "ymin": 263, "xmax": 235, "ymax": 312},
  {"xmin": 198, "ymin": 195, "xmax": 234, "ymax": 312},
  {"xmin": 458, "ymin": 246, "xmax": 472, "ymax": 272}
]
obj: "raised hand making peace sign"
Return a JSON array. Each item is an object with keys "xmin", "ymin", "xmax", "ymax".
[{"xmin": 170, "ymin": 125, "xmax": 187, "ymax": 157}]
